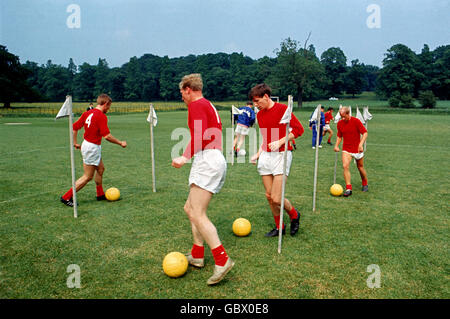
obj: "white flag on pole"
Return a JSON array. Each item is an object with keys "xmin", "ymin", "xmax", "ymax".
[
  {"xmin": 146, "ymin": 105, "xmax": 157, "ymax": 126},
  {"xmin": 279, "ymin": 102, "xmax": 293, "ymax": 124},
  {"xmin": 309, "ymin": 104, "xmax": 321, "ymax": 124},
  {"xmin": 232, "ymin": 105, "xmax": 244, "ymax": 115},
  {"xmin": 363, "ymin": 106, "xmax": 373, "ymax": 121},
  {"xmin": 334, "ymin": 105, "xmax": 343, "ymax": 123},
  {"xmin": 56, "ymin": 96, "xmax": 72, "ymax": 119},
  {"xmin": 356, "ymin": 106, "xmax": 366, "ymax": 124}
]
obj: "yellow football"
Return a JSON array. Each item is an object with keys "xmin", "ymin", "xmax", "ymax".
[
  {"xmin": 105, "ymin": 187, "xmax": 120, "ymax": 201},
  {"xmin": 232, "ymin": 218, "xmax": 252, "ymax": 237},
  {"xmin": 330, "ymin": 184, "xmax": 344, "ymax": 196},
  {"xmin": 162, "ymin": 252, "xmax": 188, "ymax": 278}
]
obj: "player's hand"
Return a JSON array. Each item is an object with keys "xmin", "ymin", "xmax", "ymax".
[
  {"xmin": 334, "ymin": 146, "xmax": 339, "ymax": 152},
  {"xmin": 121, "ymin": 141, "xmax": 127, "ymax": 148},
  {"xmin": 172, "ymin": 156, "xmax": 188, "ymax": 168},
  {"xmin": 268, "ymin": 140, "xmax": 281, "ymax": 152},
  {"xmin": 358, "ymin": 144, "xmax": 364, "ymax": 153},
  {"xmin": 74, "ymin": 143, "xmax": 81, "ymax": 149},
  {"xmin": 250, "ymin": 153, "xmax": 259, "ymax": 165}
]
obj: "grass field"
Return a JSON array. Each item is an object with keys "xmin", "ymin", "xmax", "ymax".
[{"xmin": 0, "ymin": 108, "xmax": 449, "ymax": 299}]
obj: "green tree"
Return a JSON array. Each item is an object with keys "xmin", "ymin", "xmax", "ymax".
[
  {"xmin": 0, "ymin": 45, "xmax": 36, "ymax": 107},
  {"xmin": 94, "ymin": 58, "xmax": 110, "ymax": 96},
  {"xmin": 40, "ymin": 60, "xmax": 71, "ymax": 101},
  {"xmin": 321, "ymin": 47, "xmax": 348, "ymax": 96},
  {"xmin": 344, "ymin": 59, "xmax": 368, "ymax": 97},
  {"xmin": 376, "ymin": 44, "xmax": 424, "ymax": 99},
  {"xmin": 74, "ymin": 62, "xmax": 96, "ymax": 101},
  {"xmin": 273, "ymin": 38, "xmax": 324, "ymax": 108}
]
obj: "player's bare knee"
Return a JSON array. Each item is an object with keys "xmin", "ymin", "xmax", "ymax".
[
  {"xmin": 265, "ymin": 193, "xmax": 272, "ymax": 204},
  {"xmin": 271, "ymin": 195, "xmax": 281, "ymax": 206}
]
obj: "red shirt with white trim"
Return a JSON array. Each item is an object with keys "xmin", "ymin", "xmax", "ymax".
[
  {"xmin": 324, "ymin": 111, "xmax": 333, "ymax": 124},
  {"xmin": 183, "ymin": 98, "xmax": 222, "ymax": 159},
  {"xmin": 257, "ymin": 102, "xmax": 304, "ymax": 152},
  {"xmin": 73, "ymin": 108, "xmax": 110, "ymax": 145},
  {"xmin": 337, "ymin": 117, "xmax": 367, "ymax": 153}
]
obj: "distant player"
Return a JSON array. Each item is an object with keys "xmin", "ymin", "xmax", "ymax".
[
  {"xmin": 309, "ymin": 105, "xmax": 325, "ymax": 149},
  {"xmin": 60, "ymin": 94, "xmax": 127, "ymax": 206},
  {"xmin": 172, "ymin": 73, "xmax": 234, "ymax": 286},
  {"xmin": 249, "ymin": 84, "xmax": 304, "ymax": 237},
  {"xmin": 87, "ymin": 103, "xmax": 94, "ymax": 111},
  {"xmin": 233, "ymin": 101, "xmax": 255, "ymax": 156},
  {"xmin": 323, "ymin": 107, "xmax": 334, "ymax": 145},
  {"xmin": 334, "ymin": 106, "xmax": 368, "ymax": 197}
]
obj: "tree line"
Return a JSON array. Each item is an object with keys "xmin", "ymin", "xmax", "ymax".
[{"xmin": 1, "ymin": 39, "xmax": 448, "ymax": 108}]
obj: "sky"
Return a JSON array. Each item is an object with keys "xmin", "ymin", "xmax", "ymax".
[{"xmin": 1, "ymin": 0, "xmax": 449, "ymax": 68}]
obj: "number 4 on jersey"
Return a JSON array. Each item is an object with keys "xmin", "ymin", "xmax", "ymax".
[{"xmin": 85, "ymin": 113, "xmax": 93, "ymax": 128}]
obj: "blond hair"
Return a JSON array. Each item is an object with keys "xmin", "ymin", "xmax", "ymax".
[
  {"xmin": 179, "ymin": 73, "xmax": 203, "ymax": 91},
  {"xmin": 97, "ymin": 93, "xmax": 112, "ymax": 106}
]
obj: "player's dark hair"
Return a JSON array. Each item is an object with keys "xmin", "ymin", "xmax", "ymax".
[
  {"xmin": 249, "ymin": 83, "xmax": 272, "ymax": 100},
  {"xmin": 328, "ymin": 107, "xmax": 334, "ymax": 111}
]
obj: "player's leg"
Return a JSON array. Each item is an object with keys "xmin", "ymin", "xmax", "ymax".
[
  {"xmin": 94, "ymin": 160, "xmax": 106, "ymax": 200},
  {"xmin": 61, "ymin": 163, "xmax": 96, "ymax": 205},
  {"xmin": 327, "ymin": 128, "xmax": 334, "ymax": 144},
  {"xmin": 261, "ymin": 175, "xmax": 287, "ymax": 236},
  {"xmin": 237, "ymin": 134, "xmax": 245, "ymax": 151},
  {"xmin": 270, "ymin": 175, "xmax": 301, "ymax": 236},
  {"xmin": 184, "ymin": 184, "xmax": 233, "ymax": 284},
  {"xmin": 312, "ymin": 126, "xmax": 317, "ymax": 148},
  {"xmin": 356, "ymin": 157, "xmax": 368, "ymax": 191},
  {"xmin": 342, "ymin": 152, "xmax": 353, "ymax": 196},
  {"xmin": 318, "ymin": 127, "xmax": 323, "ymax": 146}
]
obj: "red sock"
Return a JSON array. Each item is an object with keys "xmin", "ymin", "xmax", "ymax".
[
  {"xmin": 273, "ymin": 215, "xmax": 285, "ymax": 229},
  {"xmin": 346, "ymin": 184, "xmax": 352, "ymax": 190},
  {"xmin": 191, "ymin": 244, "xmax": 204, "ymax": 259},
  {"xmin": 62, "ymin": 188, "xmax": 73, "ymax": 200},
  {"xmin": 287, "ymin": 207, "xmax": 298, "ymax": 220},
  {"xmin": 362, "ymin": 179, "xmax": 368, "ymax": 186},
  {"xmin": 96, "ymin": 185, "xmax": 105, "ymax": 197},
  {"xmin": 211, "ymin": 245, "xmax": 228, "ymax": 266},
  {"xmin": 328, "ymin": 138, "xmax": 331, "ymax": 143}
]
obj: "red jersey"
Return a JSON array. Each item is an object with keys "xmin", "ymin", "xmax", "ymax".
[
  {"xmin": 324, "ymin": 111, "xmax": 333, "ymax": 124},
  {"xmin": 337, "ymin": 117, "xmax": 367, "ymax": 153},
  {"xmin": 73, "ymin": 109, "xmax": 110, "ymax": 145},
  {"xmin": 183, "ymin": 98, "xmax": 222, "ymax": 159},
  {"xmin": 257, "ymin": 102, "xmax": 304, "ymax": 152}
]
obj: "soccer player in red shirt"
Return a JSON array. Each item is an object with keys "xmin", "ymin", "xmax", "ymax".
[
  {"xmin": 172, "ymin": 74, "xmax": 234, "ymax": 285},
  {"xmin": 249, "ymin": 84, "xmax": 304, "ymax": 237},
  {"xmin": 334, "ymin": 106, "xmax": 368, "ymax": 197},
  {"xmin": 60, "ymin": 94, "xmax": 127, "ymax": 206},
  {"xmin": 323, "ymin": 107, "xmax": 334, "ymax": 145}
]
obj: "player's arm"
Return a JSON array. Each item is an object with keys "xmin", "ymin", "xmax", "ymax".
[
  {"xmin": 104, "ymin": 133, "xmax": 127, "ymax": 148},
  {"xmin": 359, "ymin": 132, "xmax": 368, "ymax": 152},
  {"xmin": 72, "ymin": 113, "xmax": 87, "ymax": 149},
  {"xmin": 334, "ymin": 136, "xmax": 342, "ymax": 152},
  {"xmin": 250, "ymin": 144, "xmax": 263, "ymax": 164}
]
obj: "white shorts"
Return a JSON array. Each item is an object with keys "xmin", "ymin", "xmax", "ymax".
[
  {"xmin": 257, "ymin": 151, "xmax": 293, "ymax": 176},
  {"xmin": 343, "ymin": 150, "xmax": 364, "ymax": 160},
  {"xmin": 235, "ymin": 124, "xmax": 249, "ymax": 136},
  {"xmin": 189, "ymin": 149, "xmax": 227, "ymax": 194},
  {"xmin": 324, "ymin": 124, "xmax": 331, "ymax": 131},
  {"xmin": 81, "ymin": 140, "xmax": 102, "ymax": 166}
]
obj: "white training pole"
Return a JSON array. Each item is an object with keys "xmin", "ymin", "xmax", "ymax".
[
  {"xmin": 231, "ymin": 108, "xmax": 235, "ymax": 166},
  {"xmin": 278, "ymin": 95, "xmax": 293, "ymax": 254},
  {"xmin": 364, "ymin": 121, "xmax": 368, "ymax": 152},
  {"xmin": 312, "ymin": 105, "xmax": 321, "ymax": 212},
  {"xmin": 333, "ymin": 151, "xmax": 338, "ymax": 185},
  {"xmin": 149, "ymin": 104, "xmax": 156, "ymax": 192},
  {"xmin": 67, "ymin": 96, "xmax": 78, "ymax": 218}
]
